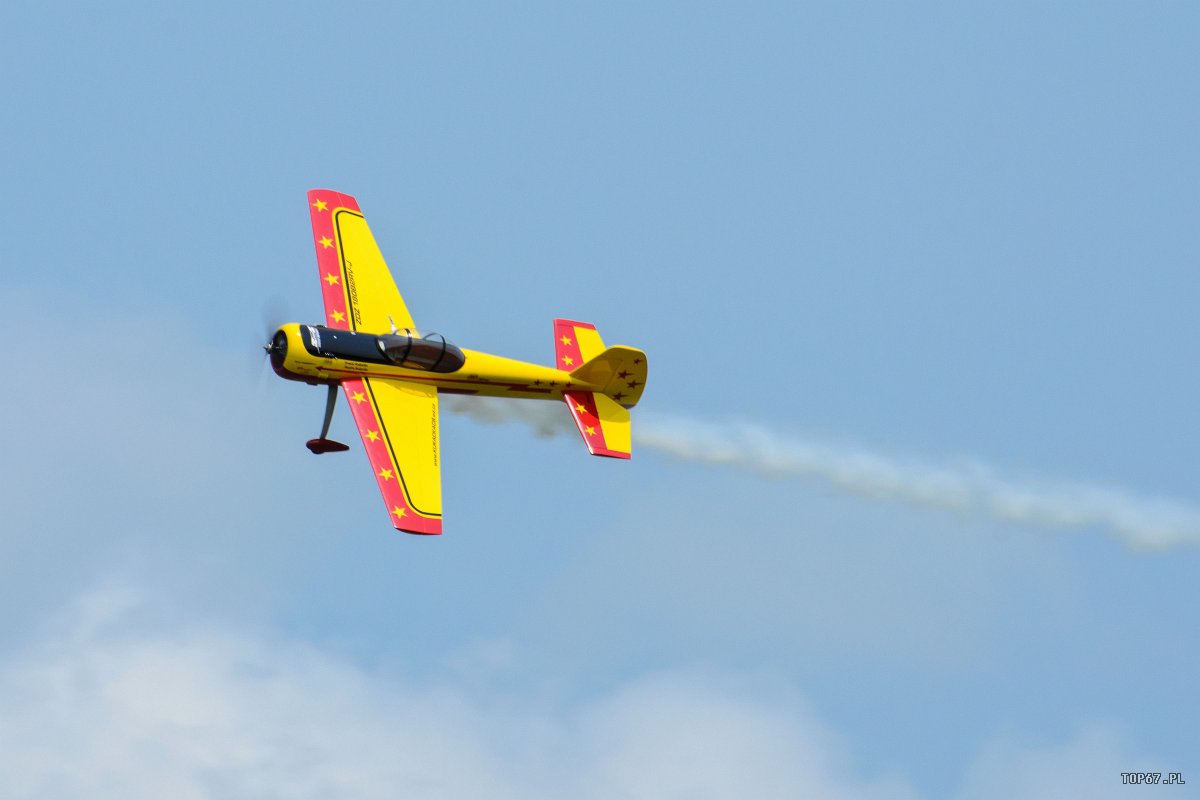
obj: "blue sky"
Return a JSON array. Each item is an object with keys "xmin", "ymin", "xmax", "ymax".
[{"xmin": 2, "ymin": 2, "xmax": 1197, "ymax": 797}]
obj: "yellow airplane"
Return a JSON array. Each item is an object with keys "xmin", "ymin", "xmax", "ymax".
[{"xmin": 266, "ymin": 189, "xmax": 648, "ymax": 534}]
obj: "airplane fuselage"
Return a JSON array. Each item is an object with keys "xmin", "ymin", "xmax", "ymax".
[{"xmin": 270, "ymin": 322, "xmax": 593, "ymax": 402}]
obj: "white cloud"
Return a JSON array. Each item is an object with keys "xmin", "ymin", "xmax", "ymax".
[
  {"xmin": 567, "ymin": 673, "xmax": 915, "ymax": 800},
  {"xmin": 0, "ymin": 587, "xmax": 1168, "ymax": 800},
  {"xmin": 0, "ymin": 587, "xmax": 918, "ymax": 800}
]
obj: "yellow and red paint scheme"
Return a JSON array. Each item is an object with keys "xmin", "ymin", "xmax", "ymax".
[
  {"xmin": 270, "ymin": 189, "xmax": 647, "ymax": 534},
  {"xmin": 270, "ymin": 323, "xmax": 644, "ymax": 405},
  {"xmin": 555, "ymin": 319, "xmax": 642, "ymax": 459}
]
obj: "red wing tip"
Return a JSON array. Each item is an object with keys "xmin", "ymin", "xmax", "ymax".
[
  {"xmin": 307, "ymin": 189, "xmax": 361, "ymax": 212},
  {"xmin": 395, "ymin": 519, "xmax": 443, "ymax": 535},
  {"xmin": 590, "ymin": 447, "xmax": 632, "ymax": 459}
]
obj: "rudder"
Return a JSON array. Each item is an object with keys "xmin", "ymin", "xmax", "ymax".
[
  {"xmin": 563, "ymin": 390, "xmax": 631, "ymax": 459},
  {"xmin": 553, "ymin": 318, "xmax": 606, "ymax": 370}
]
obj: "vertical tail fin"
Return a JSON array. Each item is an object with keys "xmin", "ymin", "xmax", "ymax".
[
  {"xmin": 553, "ymin": 318, "xmax": 607, "ymax": 370},
  {"xmin": 563, "ymin": 390, "xmax": 631, "ymax": 458}
]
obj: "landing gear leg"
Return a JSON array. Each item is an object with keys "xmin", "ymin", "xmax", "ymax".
[{"xmin": 306, "ymin": 384, "xmax": 351, "ymax": 454}]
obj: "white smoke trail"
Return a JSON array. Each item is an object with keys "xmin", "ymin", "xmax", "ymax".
[{"xmin": 445, "ymin": 396, "xmax": 1200, "ymax": 551}]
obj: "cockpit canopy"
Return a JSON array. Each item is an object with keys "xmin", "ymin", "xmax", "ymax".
[
  {"xmin": 377, "ymin": 330, "xmax": 466, "ymax": 373},
  {"xmin": 300, "ymin": 325, "xmax": 466, "ymax": 373}
]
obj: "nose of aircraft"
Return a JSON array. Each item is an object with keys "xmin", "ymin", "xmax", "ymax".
[{"xmin": 265, "ymin": 328, "xmax": 288, "ymax": 371}]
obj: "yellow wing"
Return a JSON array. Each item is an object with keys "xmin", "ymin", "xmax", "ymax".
[
  {"xmin": 307, "ymin": 189, "xmax": 414, "ymax": 333},
  {"xmin": 341, "ymin": 376, "xmax": 443, "ymax": 534}
]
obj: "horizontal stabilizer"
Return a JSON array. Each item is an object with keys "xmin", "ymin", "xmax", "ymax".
[{"xmin": 569, "ymin": 346, "xmax": 647, "ymax": 408}]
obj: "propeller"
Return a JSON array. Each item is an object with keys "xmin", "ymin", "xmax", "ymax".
[{"xmin": 252, "ymin": 295, "xmax": 291, "ymax": 391}]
